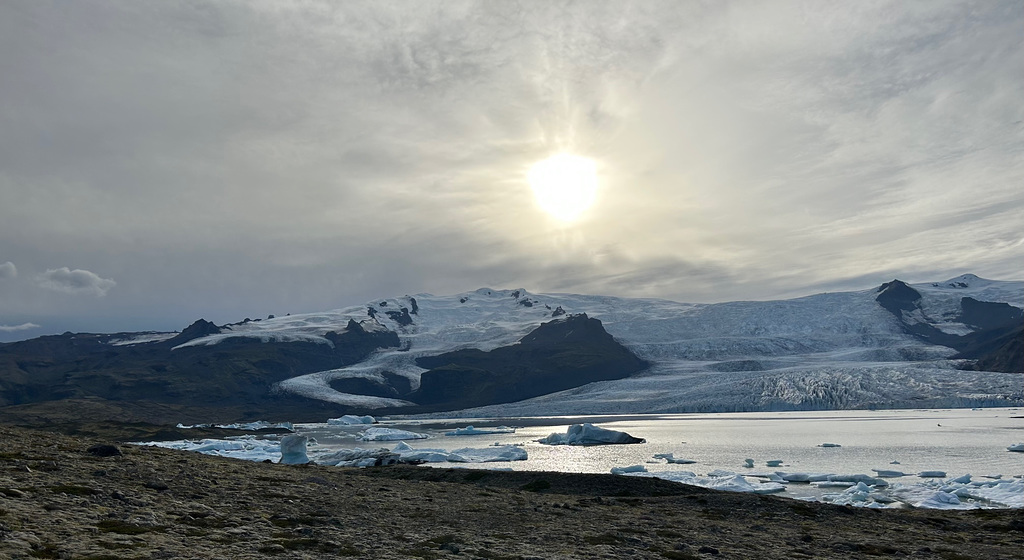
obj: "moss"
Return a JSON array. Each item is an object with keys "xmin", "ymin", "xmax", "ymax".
[
  {"xmin": 520, "ymin": 479, "xmax": 551, "ymax": 492},
  {"xmin": 96, "ymin": 519, "xmax": 165, "ymax": 535}
]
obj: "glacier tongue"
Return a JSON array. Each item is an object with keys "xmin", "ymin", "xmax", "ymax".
[{"xmin": 175, "ymin": 277, "xmax": 1022, "ymax": 415}]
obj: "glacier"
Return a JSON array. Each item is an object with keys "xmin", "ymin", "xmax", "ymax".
[{"xmin": 162, "ymin": 275, "xmax": 1020, "ymax": 415}]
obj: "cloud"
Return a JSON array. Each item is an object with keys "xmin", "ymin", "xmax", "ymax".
[
  {"xmin": 0, "ymin": 261, "xmax": 15, "ymax": 279},
  {"xmin": 0, "ymin": 322, "xmax": 40, "ymax": 332},
  {"xmin": 36, "ymin": 267, "xmax": 116, "ymax": 297}
]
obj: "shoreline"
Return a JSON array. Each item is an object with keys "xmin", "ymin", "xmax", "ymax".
[{"xmin": 1, "ymin": 425, "xmax": 1022, "ymax": 559}]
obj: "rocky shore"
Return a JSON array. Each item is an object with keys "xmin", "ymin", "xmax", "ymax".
[{"xmin": 1, "ymin": 425, "xmax": 1021, "ymax": 559}]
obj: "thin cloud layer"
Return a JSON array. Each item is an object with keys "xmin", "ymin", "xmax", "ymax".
[
  {"xmin": 0, "ymin": 1, "xmax": 1020, "ymax": 337},
  {"xmin": 0, "ymin": 262, "xmax": 15, "ymax": 280},
  {"xmin": 0, "ymin": 322, "xmax": 39, "ymax": 333},
  {"xmin": 36, "ymin": 268, "xmax": 116, "ymax": 297}
]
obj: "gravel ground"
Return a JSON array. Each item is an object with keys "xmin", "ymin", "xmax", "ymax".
[{"xmin": 0, "ymin": 425, "xmax": 1021, "ymax": 559}]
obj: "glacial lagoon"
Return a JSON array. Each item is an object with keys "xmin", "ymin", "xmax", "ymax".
[{"xmin": 151, "ymin": 407, "xmax": 1024, "ymax": 509}]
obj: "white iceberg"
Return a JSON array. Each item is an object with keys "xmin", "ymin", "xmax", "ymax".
[
  {"xmin": 175, "ymin": 421, "xmax": 294, "ymax": 431},
  {"xmin": 390, "ymin": 441, "xmax": 527, "ymax": 463},
  {"xmin": 327, "ymin": 415, "xmax": 376, "ymax": 425},
  {"xmin": 445, "ymin": 425, "xmax": 516, "ymax": 436},
  {"xmin": 766, "ymin": 460, "xmax": 783, "ymax": 467},
  {"xmin": 918, "ymin": 471, "xmax": 947, "ymax": 478},
  {"xmin": 653, "ymin": 453, "xmax": 696, "ymax": 464},
  {"xmin": 776, "ymin": 472, "xmax": 832, "ymax": 483},
  {"xmin": 279, "ymin": 435, "xmax": 310, "ymax": 465},
  {"xmin": 1007, "ymin": 443, "xmax": 1024, "ymax": 452},
  {"xmin": 359, "ymin": 427, "xmax": 429, "ymax": 441},
  {"xmin": 450, "ymin": 446, "xmax": 528, "ymax": 463},
  {"xmin": 536, "ymin": 423, "xmax": 644, "ymax": 445},
  {"xmin": 743, "ymin": 458, "xmax": 754, "ymax": 468},
  {"xmin": 610, "ymin": 465, "xmax": 647, "ymax": 475},
  {"xmin": 625, "ymin": 471, "xmax": 785, "ymax": 494},
  {"xmin": 871, "ymin": 469, "xmax": 907, "ymax": 478},
  {"xmin": 317, "ymin": 447, "xmax": 399, "ymax": 467}
]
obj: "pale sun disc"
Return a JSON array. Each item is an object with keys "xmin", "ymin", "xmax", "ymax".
[{"xmin": 527, "ymin": 154, "xmax": 598, "ymax": 222}]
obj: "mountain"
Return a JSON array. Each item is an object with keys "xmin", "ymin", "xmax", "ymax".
[{"xmin": 0, "ymin": 276, "xmax": 1021, "ymax": 426}]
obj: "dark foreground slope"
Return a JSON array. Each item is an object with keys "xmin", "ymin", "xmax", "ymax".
[{"xmin": 0, "ymin": 426, "xmax": 1021, "ymax": 560}]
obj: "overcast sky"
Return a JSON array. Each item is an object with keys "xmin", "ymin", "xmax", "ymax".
[{"xmin": 1, "ymin": 0, "xmax": 1022, "ymax": 341}]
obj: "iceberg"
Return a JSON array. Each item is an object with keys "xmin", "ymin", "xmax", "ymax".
[
  {"xmin": 610, "ymin": 465, "xmax": 647, "ymax": 475},
  {"xmin": 327, "ymin": 415, "xmax": 376, "ymax": 425},
  {"xmin": 279, "ymin": 435, "xmax": 310, "ymax": 465},
  {"xmin": 389, "ymin": 441, "xmax": 526, "ymax": 463},
  {"xmin": 818, "ymin": 443, "xmax": 842, "ymax": 448},
  {"xmin": 765, "ymin": 460, "xmax": 783, "ymax": 467},
  {"xmin": 871, "ymin": 468, "xmax": 907, "ymax": 478},
  {"xmin": 653, "ymin": 453, "xmax": 696, "ymax": 464},
  {"xmin": 918, "ymin": 471, "xmax": 947, "ymax": 478},
  {"xmin": 359, "ymin": 427, "xmax": 429, "ymax": 441},
  {"xmin": 743, "ymin": 458, "xmax": 754, "ymax": 468},
  {"xmin": 317, "ymin": 447, "xmax": 399, "ymax": 467},
  {"xmin": 536, "ymin": 423, "xmax": 645, "ymax": 445},
  {"xmin": 1007, "ymin": 443, "xmax": 1024, "ymax": 452},
  {"xmin": 175, "ymin": 421, "xmax": 294, "ymax": 431},
  {"xmin": 444, "ymin": 425, "xmax": 516, "ymax": 436}
]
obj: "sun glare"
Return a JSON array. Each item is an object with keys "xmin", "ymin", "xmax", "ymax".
[{"xmin": 527, "ymin": 154, "xmax": 598, "ymax": 222}]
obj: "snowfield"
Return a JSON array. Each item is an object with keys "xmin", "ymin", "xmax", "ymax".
[{"xmin": 169, "ymin": 276, "xmax": 1022, "ymax": 414}]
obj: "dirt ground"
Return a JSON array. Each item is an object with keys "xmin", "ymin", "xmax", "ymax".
[{"xmin": 0, "ymin": 425, "xmax": 1021, "ymax": 559}]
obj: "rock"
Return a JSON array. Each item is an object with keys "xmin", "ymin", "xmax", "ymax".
[{"xmin": 86, "ymin": 444, "xmax": 122, "ymax": 457}]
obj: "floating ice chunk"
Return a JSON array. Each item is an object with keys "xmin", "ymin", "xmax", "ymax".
[
  {"xmin": 982, "ymin": 474, "xmax": 1002, "ymax": 480},
  {"xmin": 813, "ymin": 481, "xmax": 856, "ymax": 488},
  {"xmin": 444, "ymin": 425, "xmax": 516, "ymax": 436},
  {"xmin": 890, "ymin": 461, "xmax": 901, "ymax": 465},
  {"xmin": 918, "ymin": 471, "xmax": 947, "ymax": 478},
  {"xmin": 706, "ymin": 475, "xmax": 786, "ymax": 494},
  {"xmin": 828, "ymin": 474, "xmax": 887, "ymax": 486},
  {"xmin": 776, "ymin": 472, "xmax": 832, "ymax": 483},
  {"xmin": 359, "ymin": 427, "xmax": 429, "ymax": 441},
  {"xmin": 450, "ymin": 446, "xmax": 527, "ymax": 463},
  {"xmin": 871, "ymin": 469, "xmax": 907, "ymax": 478},
  {"xmin": 818, "ymin": 443, "xmax": 842, "ymax": 448},
  {"xmin": 536, "ymin": 423, "xmax": 644, "ymax": 446},
  {"xmin": 707, "ymin": 469, "xmax": 736, "ymax": 478},
  {"xmin": 947, "ymin": 474, "xmax": 971, "ymax": 484},
  {"xmin": 918, "ymin": 491, "xmax": 965, "ymax": 509},
  {"xmin": 279, "ymin": 435, "xmax": 309, "ymax": 465},
  {"xmin": 611, "ymin": 465, "xmax": 647, "ymax": 475},
  {"xmin": 743, "ymin": 459, "xmax": 754, "ymax": 468},
  {"xmin": 317, "ymin": 447, "xmax": 398, "ymax": 467},
  {"xmin": 653, "ymin": 453, "xmax": 696, "ymax": 464},
  {"xmin": 327, "ymin": 415, "xmax": 376, "ymax": 425},
  {"xmin": 766, "ymin": 460, "xmax": 783, "ymax": 467},
  {"xmin": 1007, "ymin": 443, "xmax": 1024, "ymax": 452}
]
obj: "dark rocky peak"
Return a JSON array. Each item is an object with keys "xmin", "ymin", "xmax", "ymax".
[
  {"xmin": 551, "ymin": 305, "xmax": 566, "ymax": 317},
  {"xmin": 875, "ymin": 280, "xmax": 922, "ymax": 314},
  {"xmin": 959, "ymin": 297, "xmax": 1023, "ymax": 331},
  {"xmin": 408, "ymin": 297, "xmax": 419, "ymax": 315},
  {"xmin": 344, "ymin": 319, "xmax": 367, "ymax": 334},
  {"xmin": 939, "ymin": 273, "xmax": 981, "ymax": 289},
  {"xmin": 519, "ymin": 314, "xmax": 611, "ymax": 347},
  {"xmin": 164, "ymin": 319, "xmax": 221, "ymax": 346},
  {"xmin": 385, "ymin": 307, "xmax": 414, "ymax": 327}
]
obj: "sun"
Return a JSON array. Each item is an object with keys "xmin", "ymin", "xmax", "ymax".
[{"xmin": 527, "ymin": 153, "xmax": 598, "ymax": 222}]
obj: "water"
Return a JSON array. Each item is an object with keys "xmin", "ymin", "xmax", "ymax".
[{"xmin": 296, "ymin": 408, "xmax": 1024, "ymax": 501}]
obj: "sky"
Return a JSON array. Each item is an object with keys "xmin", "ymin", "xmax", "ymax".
[{"xmin": 1, "ymin": 0, "xmax": 1022, "ymax": 341}]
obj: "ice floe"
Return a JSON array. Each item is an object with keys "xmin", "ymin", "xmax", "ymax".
[
  {"xmin": 391, "ymin": 441, "xmax": 527, "ymax": 463},
  {"xmin": 652, "ymin": 453, "xmax": 696, "ymax": 464},
  {"xmin": 918, "ymin": 470, "xmax": 947, "ymax": 478},
  {"xmin": 358, "ymin": 427, "xmax": 429, "ymax": 441},
  {"xmin": 536, "ymin": 423, "xmax": 645, "ymax": 445},
  {"xmin": 317, "ymin": 448, "xmax": 399, "ymax": 467},
  {"xmin": 818, "ymin": 443, "xmax": 842, "ymax": 448},
  {"xmin": 871, "ymin": 468, "xmax": 907, "ymax": 478},
  {"xmin": 327, "ymin": 415, "xmax": 376, "ymax": 425},
  {"xmin": 1008, "ymin": 443, "xmax": 1024, "ymax": 452},
  {"xmin": 610, "ymin": 465, "xmax": 647, "ymax": 475}
]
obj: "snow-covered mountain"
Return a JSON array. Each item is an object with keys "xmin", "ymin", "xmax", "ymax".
[{"xmin": 167, "ymin": 274, "xmax": 1023, "ymax": 416}]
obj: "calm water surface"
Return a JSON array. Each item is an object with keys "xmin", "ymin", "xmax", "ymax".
[{"xmin": 299, "ymin": 408, "xmax": 1024, "ymax": 489}]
